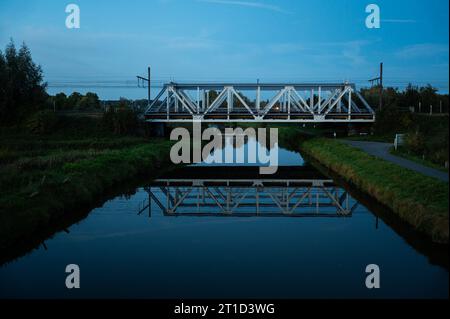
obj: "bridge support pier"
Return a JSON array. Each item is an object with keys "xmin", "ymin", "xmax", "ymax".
[
  {"xmin": 347, "ymin": 123, "xmax": 373, "ymax": 137},
  {"xmin": 147, "ymin": 123, "xmax": 167, "ymax": 137}
]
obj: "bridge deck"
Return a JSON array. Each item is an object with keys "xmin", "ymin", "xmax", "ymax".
[{"xmin": 145, "ymin": 112, "xmax": 375, "ymax": 122}]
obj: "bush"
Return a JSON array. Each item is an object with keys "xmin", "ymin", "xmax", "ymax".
[
  {"xmin": 102, "ymin": 108, "xmax": 138, "ymax": 135},
  {"xmin": 401, "ymin": 116, "xmax": 449, "ymax": 166},
  {"xmin": 373, "ymin": 106, "xmax": 403, "ymax": 134},
  {"xmin": 431, "ymin": 149, "xmax": 449, "ymax": 165},
  {"xmin": 25, "ymin": 110, "xmax": 58, "ymax": 134},
  {"xmin": 405, "ymin": 131, "xmax": 426, "ymax": 154}
]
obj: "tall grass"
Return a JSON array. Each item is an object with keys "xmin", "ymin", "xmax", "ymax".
[
  {"xmin": 0, "ymin": 139, "xmax": 174, "ymax": 251},
  {"xmin": 300, "ymin": 138, "xmax": 449, "ymax": 243}
]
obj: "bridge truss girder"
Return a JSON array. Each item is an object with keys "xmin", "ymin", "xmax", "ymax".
[
  {"xmin": 139, "ymin": 179, "xmax": 358, "ymax": 217},
  {"xmin": 145, "ymin": 83, "xmax": 375, "ymax": 123}
]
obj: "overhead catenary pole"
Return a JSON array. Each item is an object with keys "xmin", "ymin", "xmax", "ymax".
[
  {"xmin": 368, "ymin": 62, "xmax": 383, "ymax": 110},
  {"xmin": 379, "ymin": 62, "xmax": 383, "ymax": 110},
  {"xmin": 256, "ymin": 79, "xmax": 260, "ymax": 113},
  {"xmin": 148, "ymin": 66, "xmax": 151, "ymax": 106},
  {"xmin": 136, "ymin": 66, "xmax": 152, "ymax": 107}
]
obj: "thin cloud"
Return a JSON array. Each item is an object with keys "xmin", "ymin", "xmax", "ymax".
[
  {"xmin": 382, "ymin": 19, "xmax": 416, "ymax": 23},
  {"xmin": 262, "ymin": 40, "xmax": 372, "ymax": 69},
  {"xmin": 267, "ymin": 43, "xmax": 306, "ymax": 54},
  {"xmin": 163, "ymin": 36, "xmax": 217, "ymax": 50},
  {"xmin": 198, "ymin": 0, "xmax": 290, "ymax": 14},
  {"xmin": 396, "ymin": 43, "xmax": 449, "ymax": 58},
  {"xmin": 341, "ymin": 41, "xmax": 366, "ymax": 65}
]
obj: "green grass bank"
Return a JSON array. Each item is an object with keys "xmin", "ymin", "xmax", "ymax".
[
  {"xmin": 299, "ymin": 137, "xmax": 449, "ymax": 243},
  {"xmin": 0, "ymin": 123, "xmax": 174, "ymax": 253}
]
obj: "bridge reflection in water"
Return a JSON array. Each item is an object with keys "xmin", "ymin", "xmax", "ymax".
[{"xmin": 138, "ymin": 166, "xmax": 358, "ymax": 218}]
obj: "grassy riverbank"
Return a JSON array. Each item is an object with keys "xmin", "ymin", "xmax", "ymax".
[
  {"xmin": 0, "ymin": 122, "xmax": 174, "ymax": 252},
  {"xmin": 299, "ymin": 137, "xmax": 449, "ymax": 243}
]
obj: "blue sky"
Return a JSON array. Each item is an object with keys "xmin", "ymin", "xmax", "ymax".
[{"xmin": 0, "ymin": 0, "xmax": 448, "ymax": 99}]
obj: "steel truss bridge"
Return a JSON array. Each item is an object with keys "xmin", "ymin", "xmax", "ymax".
[
  {"xmin": 145, "ymin": 82, "xmax": 375, "ymax": 123},
  {"xmin": 138, "ymin": 166, "xmax": 358, "ymax": 217}
]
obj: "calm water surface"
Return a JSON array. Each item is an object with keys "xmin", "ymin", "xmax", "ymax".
[{"xmin": 0, "ymin": 138, "xmax": 448, "ymax": 298}]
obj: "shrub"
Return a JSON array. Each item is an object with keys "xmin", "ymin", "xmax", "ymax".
[
  {"xmin": 102, "ymin": 108, "xmax": 138, "ymax": 135},
  {"xmin": 405, "ymin": 131, "xmax": 426, "ymax": 154},
  {"xmin": 373, "ymin": 106, "xmax": 404, "ymax": 134},
  {"xmin": 25, "ymin": 110, "xmax": 58, "ymax": 134},
  {"xmin": 430, "ymin": 149, "xmax": 449, "ymax": 165}
]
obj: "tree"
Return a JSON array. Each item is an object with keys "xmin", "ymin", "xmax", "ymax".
[
  {"xmin": 419, "ymin": 84, "xmax": 438, "ymax": 113},
  {"xmin": 360, "ymin": 87, "xmax": 380, "ymax": 110},
  {"xmin": 0, "ymin": 40, "xmax": 47, "ymax": 125},
  {"xmin": 85, "ymin": 92, "xmax": 100, "ymax": 109},
  {"xmin": 67, "ymin": 92, "xmax": 82, "ymax": 109},
  {"xmin": 0, "ymin": 51, "xmax": 6, "ymax": 119},
  {"xmin": 383, "ymin": 87, "xmax": 401, "ymax": 108},
  {"xmin": 403, "ymin": 83, "xmax": 420, "ymax": 110},
  {"xmin": 373, "ymin": 104, "xmax": 403, "ymax": 134},
  {"xmin": 76, "ymin": 92, "xmax": 101, "ymax": 110},
  {"xmin": 54, "ymin": 92, "xmax": 67, "ymax": 110}
]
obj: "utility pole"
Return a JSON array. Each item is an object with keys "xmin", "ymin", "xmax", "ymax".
[
  {"xmin": 368, "ymin": 62, "xmax": 383, "ymax": 110},
  {"xmin": 137, "ymin": 66, "xmax": 151, "ymax": 106}
]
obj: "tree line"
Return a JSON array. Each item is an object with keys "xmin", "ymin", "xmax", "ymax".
[
  {"xmin": 361, "ymin": 84, "xmax": 449, "ymax": 114},
  {"xmin": 51, "ymin": 92, "xmax": 101, "ymax": 111},
  {"xmin": 0, "ymin": 40, "xmax": 139, "ymax": 134}
]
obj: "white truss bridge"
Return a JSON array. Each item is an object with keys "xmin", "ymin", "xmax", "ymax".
[
  {"xmin": 145, "ymin": 82, "xmax": 375, "ymax": 123},
  {"xmin": 140, "ymin": 179, "xmax": 357, "ymax": 217}
]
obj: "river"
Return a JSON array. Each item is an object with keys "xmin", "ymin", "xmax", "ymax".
[{"xmin": 0, "ymin": 137, "xmax": 448, "ymax": 298}]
